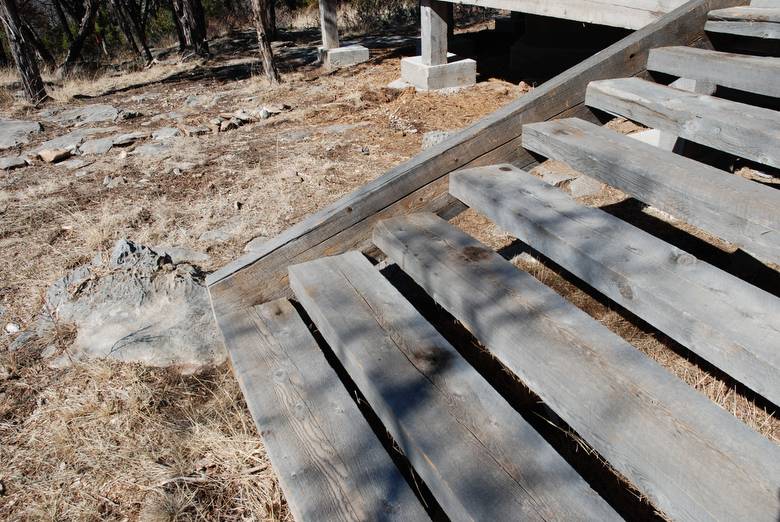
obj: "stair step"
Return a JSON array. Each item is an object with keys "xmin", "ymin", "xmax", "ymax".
[
  {"xmin": 751, "ymin": 0, "xmax": 779, "ymax": 7},
  {"xmin": 709, "ymin": 6, "xmax": 780, "ymax": 22},
  {"xmin": 522, "ymin": 117, "xmax": 780, "ymax": 263},
  {"xmin": 647, "ymin": 46, "xmax": 780, "ymax": 97},
  {"xmin": 450, "ymin": 163, "xmax": 780, "ymax": 405},
  {"xmin": 373, "ymin": 212, "xmax": 780, "ymax": 522},
  {"xmin": 218, "ymin": 298, "xmax": 427, "ymax": 521},
  {"xmin": 586, "ymin": 77, "xmax": 780, "ymax": 168},
  {"xmin": 288, "ymin": 251, "xmax": 618, "ymax": 521}
]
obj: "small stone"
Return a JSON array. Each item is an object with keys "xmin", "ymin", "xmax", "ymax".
[
  {"xmin": 421, "ymin": 130, "xmax": 452, "ymax": 150},
  {"xmin": 233, "ymin": 109, "xmax": 254, "ymax": 123},
  {"xmin": 39, "ymin": 148, "xmax": 72, "ymax": 163},
  {"xmin": 152, "ymin": 127, "xmax": 180, "ymax": 141},
  {"xmin": 0, "ymin": 155, "xmax": 27, "ymax": 170},
  {"xmin": 103, "ymin": 175, "xmax": 127, "ymax": 189},
  {"xmin": 4, "ymin": 323, "xmax": 20, "ymax": 334},
  {"xmin": 243, "ymin": 236, "xmax": 269, "ymax": 252},
  {"xmin": 258, "ymin": 108, "xmax": 271, "ymax": 119},
  {"xmin": 181, "ymin": 125, "xmax": 209, "ymax": 137},
  {"xmin": 569, "ymin": 175, "xmax": 603, "ymax": 198},
  {"xmin": 220, "ymin": 119, "xmax": 239, "ymax": 132}
]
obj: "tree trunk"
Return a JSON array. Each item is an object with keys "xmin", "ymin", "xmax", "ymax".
[
  {"xmin": 0, "ymin": 0, "xmax": 49, "ymax": 105},
  {"xmin": 169, "ymin": 0, "xmax": 187, "ymax": 51},
  {"xmin": 174, "ymin": 0, "xmax": 208, "ymax": 57},
  {"xmin": 0, "ymin": 35, "xmax": 8, "ymax": 66},
  {"xmin": 60, "ymin": 0, "xmax": 99, "ymax": 75},
  {"xmin": 265, "ymin": 0, "xmax": 277, "ymax": 40},
  {"xmin": 53, "ymin": 0, "xmax": 75, "ymax": 44},
  {"xmin": 250, "ymin": 0, "xmax": 280, "ymax": 83},
  {"xmin": 109, "ymin": 0, "xmax": 152, "ymax": 63},
  {"xmin": 21, "ymin": 22, "xmax": 55, "ymax": 70}
]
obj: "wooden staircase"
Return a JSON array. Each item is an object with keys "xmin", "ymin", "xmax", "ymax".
[{"xmin": 209, "ymin": 1, "xmax": 780, "ymax": 519}]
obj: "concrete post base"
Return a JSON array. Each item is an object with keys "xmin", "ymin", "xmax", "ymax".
[
  {"xmin": 318, "ymin": 45, "xmax": 370, "ymax": 68},
  {"xmin": 400, "ymin": 54, "xmax": 476, "ymax": 91}
]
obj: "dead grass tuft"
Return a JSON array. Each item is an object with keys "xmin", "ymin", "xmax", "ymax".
[{"xmin": 0, "ymin": 360, "xmax": 290, "ymax": 521}]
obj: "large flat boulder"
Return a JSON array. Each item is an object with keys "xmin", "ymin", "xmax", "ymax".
[{"xmin": 0, "ymin": 119, "xmax": 42, "ymax": 150}]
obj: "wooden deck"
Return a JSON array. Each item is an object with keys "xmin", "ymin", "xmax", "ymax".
[{"xmin": 209, "ymin": 0, "xmax": 779, "ymax": 519}]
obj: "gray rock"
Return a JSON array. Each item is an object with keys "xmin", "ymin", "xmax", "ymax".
[
  {"xmin": 421, "ymin": 130, "xmax": 452, "ymax": 150},
  {"xmin": 32, "ymin": 127, "xmax": 118, "ymax": 154},
  {"xmin": 4, "ymin": 323, "xmax": 20, "ymax": 334},
  {"xmin": 569, "ymin": 175, "xmax": 603, "ymax": 198},
  {"xmin": 103, "ymin": 175, "xmax": 127, "ymax": 189},
  {"xmin": 134, "ymin": 142, "xmax": 171, "ymax": 158},
  {"xmin": 0, "ymin": 119, "xmax": 42, "ymax": 150},
  {"xmin": 80, "ymin": 137, "xmax": 115, "ymax": 155},
  {"xmin": 38, "ymin": 239, "xmax": 223, "ymax": 371},
  {"xmin": 153, "ymin": 245, "xmax": 210, "ymax": 265},
  {"xmin": 152, "ymin": 127, "xmax": 181, "ymax": 140},
  {"xmin": 150, "ymin": 111, "xmax": 187, "ymax": 122},
  {"xmin": 40, "ymin": 104, "xmax": 119, "ymax": 126},
  {"xmin": 181, "ymin": 125, "xmax": 209, "ymax": 137},
  {"xmin": 322, "ymin": 122, "xmax": 370, "ymax": 135},
  {"xmin": 199, "ymin": 219, "xmax": 241, "ymax": 243},
  {"xmin": 39, "ymin": 148, "xmax": 72, "ymax": 163},
  {"xmin": 0, "ymin": 155, "xmax": 27, "ymax": 170},
  {"xmin": 58, "ymin": 158, "xmax": 93, "ymax": 170},
  {"xmin": 112, "ymin": 131, "xmax": 148, "ymax": 146},
  {"xmin": 219, "ymin": 119, "xmax": 240, "ymax": 132}
]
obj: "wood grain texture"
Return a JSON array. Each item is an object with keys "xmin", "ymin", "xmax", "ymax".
[
  {"xmin": 522, "ymin": 118, "xmax": 780, "ymax": 263},
  {"xmin": 704, "ymin": 19, "xmax": 780, "ymax": 38},
  {"xmin": 450, "ymin": 164, "xmax": 780, "ymax": 405},
  {"xmin": 207, "ymin": 0, "xmax": 742, "ymax": 311},
  {"xmin": 373, "ymin": 212, "xmax": 780, "ymax": 522},
  {"xmin": 586, "ymin": 77, "xmax": 780, "ymax": 168},
  {"xmin": 288, "ymin": 251, "xmax": 620, "ymax": 521},
  {"xmin": 647, "ymin": 46, "xmax": 780, "ymax": 97},
  {"xmin": 708, "ymin": 6, "xmax": 780, "ymax": 21},
  {"xmin": 435, "ymin": 0, "xmax": 687, "ymax": 29},
  {"xmin": 213, "ymin": 296, "xmax": 428, "ymax": 521},
  {"xmin": 318, "ymin": 0, "xmax": 339, "ymax": 49}
]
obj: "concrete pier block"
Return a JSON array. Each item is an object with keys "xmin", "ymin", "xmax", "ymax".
[
  {"xmin": 400, "ymin": 54, "xmax": 476, "ymax": 91},
  {"xmin": 318, "ymin": 45, "xmax": 370, "ymax": 68}
]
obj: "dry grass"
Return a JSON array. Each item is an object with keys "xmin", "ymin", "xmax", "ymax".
[{"xmin": 0, "ymin": 359, "xmax": 289, "ymax": 521}]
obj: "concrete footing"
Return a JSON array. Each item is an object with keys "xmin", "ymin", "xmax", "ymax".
[
  {"xmin": 400, "ymin": 54, "xmax": 476, "ymax": 91},
  {"xmin": 318, "ymin": 45, "xmax": 370, "ymax": 68}
]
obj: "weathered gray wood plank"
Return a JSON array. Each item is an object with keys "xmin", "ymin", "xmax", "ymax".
[
  {"xmin": 288, "ymin": 251, "xmax": 620, "ymax": 521},
  {"xmin": 751, "ymin": 0, "xmax": 779, "ymax": 7},
  {"xmin": 586, "ymin": 77, "xmax": 780, "ymax": 168},
  {"xmin": 709, "ymin": 6, "xmax": 780, "ymax": 21},
  {"xmin": 647, "ymin": 46, "xmax": 780, "ymax": 97},
  {"xmin": 373, "ymin": 212, "xmax": 780, "ymax": 522},
  {"xmin": 214, "ymin": 296, "xmax": 428, "ymax": 521},
  {"xmin": 450, "ymin": 164, "xmax": 780, "ymax": 405},
  {"xmin": 522, "ymin": 118, "xmax": 780, "ymax": 263},
  {"xmin": 704, "ymin": 19, "xmax": 780, "ymax": 38},
  {"xmin": 206, "ymin": 0, "xmax": 743, "ymax": 312}
]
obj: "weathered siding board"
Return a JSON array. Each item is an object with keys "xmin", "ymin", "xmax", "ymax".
[
  {"xmin": 207, "ymin": 0, "xmax": 743, "ymax": 312},
  {"xmin": 522, "ymin": 118, "xmax": 780, "ymax": 263},
  {"xmin": 214, "ymin": 296, "xmax": 428, "ymax": 521},
  {"xmin": 373, "ymin": 212, "xmax": 780, "ymax": 522},
  {"xmin": 450, "ymin": 164, "xmax": 780, "ymax": 405},
  {"xmin": 288, "ymin": 251, "xmax": 620, "ymax": 521},
  {"xmin": 647, "ymin": 46, "xmax": 780, "ymax": 97},
  {"xmin": 586, "ymin": 77, "xmax": 780, "ymax": 168}
]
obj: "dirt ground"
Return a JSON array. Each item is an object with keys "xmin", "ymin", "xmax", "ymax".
[
  {"xmin": 1, "ymin": 23, "xmax": 777, "ymax": 522},
  {"xmin": 0, "ymin": 26, "xmax": 524, "ymax": 521}
]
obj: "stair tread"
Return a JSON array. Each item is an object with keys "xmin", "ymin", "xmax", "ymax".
[
  {"xmin": 288, "ymin": 251, "xmax": 618, "ymax": 521},
  {"xmin": 450, "ymin": 163, "xmax": 780, "ymax": 405},
  {"xmin": 647, "ymin": 46, "xmax": 780, "ymax": 97},
  {"xmin": 586, "ymin": 77, "xmax": 780, "ymax": 168},
  {"xmin": 373, "ymin": 212, "xmax": 780, "ymax": 522},
  {"xmin": 708, "ymin": 6, "xmax": 780, "ymax": 22},
  {"xmin": 215, "ymin": 297, "xmax": 427, "ymax": 521},
  {"xmin": 521, "ymin": 117, "xmax": 780, "ymax": 263}
]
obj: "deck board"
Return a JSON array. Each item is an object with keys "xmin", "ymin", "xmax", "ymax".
[
  {"xmin": 522, "ymin": 117, "xmax": 780, "ymax": 263},
  {"xmin": 215, "ymin": 297, "xmax": 428, "ymax": 521},
  {"xmin": 450, "ymin": 164, "xmax": 780, "ymax": 405},
  {"xmin": 288, "ymin": 251, "xmax": 619, "ymax": 521},
  {"xmin": 586, "ymin": 77, "xmax": 780, "ymax": 168},
  {"xmin": 647, "ymin": 46, "xmax": 780, "ymax": 97},
  {"xmin": 373, "ymin": 212, "xmax": 780, "ymax": 522}
]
